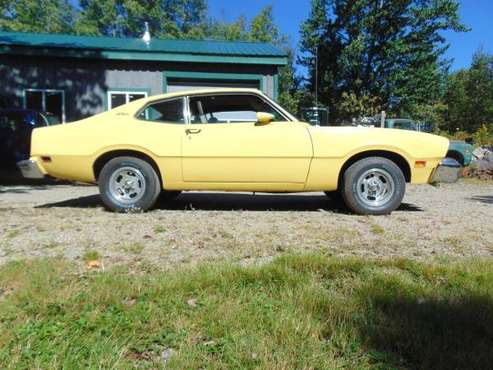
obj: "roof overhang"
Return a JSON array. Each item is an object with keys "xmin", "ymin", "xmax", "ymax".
[
  {"xmin": 0, "ymin": 43, "xmax": 288, "ymax": 66},
  {"xmin": 0, "ymin": 31, "xmax": 289, "ymax": 66}
]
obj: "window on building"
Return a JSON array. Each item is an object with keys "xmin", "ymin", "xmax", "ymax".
[
  {"xmin": 189, "ymin": 94, "xmax": 287, "ymax": 124},
  {"xmin": 137, "ymin": 98, "xmax": 185, "ymax": 124},
  {"xmin": 108, "ymin": 91, "xmax": 148, "ymax": 110},
  {"xmin": 24, "ymin": 89, "xmax": 65, "ymax": 123}
]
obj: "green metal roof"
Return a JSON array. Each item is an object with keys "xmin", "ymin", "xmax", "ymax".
[{"xmin": 0, "ymin": 31, "xmax": 288, "ymax": 65}]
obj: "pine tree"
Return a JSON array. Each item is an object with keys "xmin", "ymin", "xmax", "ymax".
[
  {"xmin": 443, "ymin": 50, "xmax": 493, "ymax": 133},
  {"xmin": 299, "ymin": 0, "xmax": 467, "ymax": 122}
]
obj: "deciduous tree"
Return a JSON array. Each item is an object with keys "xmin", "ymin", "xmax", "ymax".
[
  {"xmin": 75, "ymin": 0, "xmax": 207, "ymax": 38},
  {"xmin": 0, "ymin": 0, "xmax": 75, "ymax": 33}
]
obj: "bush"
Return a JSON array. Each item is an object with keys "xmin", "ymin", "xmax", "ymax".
[{"xmin": 474, "ymin": 124, "xmax": 493, "ymax": 146}]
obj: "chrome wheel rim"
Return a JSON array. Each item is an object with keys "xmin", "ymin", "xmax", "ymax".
[
  {"xmin": 356, "ymin": 168, "xmax": 395, "ymax": 207},
  {"xmin": 109, "ymin": 167, "xmax": 146, "ymax": 204}
]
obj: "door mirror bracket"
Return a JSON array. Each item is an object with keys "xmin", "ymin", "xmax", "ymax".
[{"xmin": 256, "ymin": 112, "xmax": 275, "ymax": 126}]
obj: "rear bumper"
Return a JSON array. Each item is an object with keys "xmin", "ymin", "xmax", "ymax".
[{"xmin": 17, "ymin": 159, "xmax": 45, "ymax": 179}]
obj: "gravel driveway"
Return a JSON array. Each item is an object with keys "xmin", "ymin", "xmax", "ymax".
[{"xmin": 1, "ymin": 180, "xmax": 492, "ymax": 268}]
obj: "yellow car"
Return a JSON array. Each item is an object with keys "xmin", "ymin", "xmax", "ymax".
[{"xmin": 18, "ymin": 88, "xmax": 448, "ymax": 215}]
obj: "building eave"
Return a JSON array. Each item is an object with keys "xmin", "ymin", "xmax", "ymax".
[{"xmin": 0, "ymin": 45, "xmax": 288, "ymax": 66}]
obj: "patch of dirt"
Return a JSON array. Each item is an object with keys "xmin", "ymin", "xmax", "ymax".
[{"xmin": 1, "ymin": 180, "xmax": 492, "ymax": 269}]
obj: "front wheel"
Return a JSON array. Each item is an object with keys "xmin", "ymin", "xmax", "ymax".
[
  {"xmin": 98, "ymin": 156, "xmax": 161, "ymax": 212},
  {"xmin": 341, "ymin": 157, "xmax": 405, "ymax": 215}
]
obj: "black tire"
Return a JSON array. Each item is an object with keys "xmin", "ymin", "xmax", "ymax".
[
  {"xmin": 341, "ymin": 157, "xmax": 405, "ymax": 215},
  {"xmin": 324, "ymin": 190, "xmax": 344, "ymax": 204},
  {"xmin": 98, "ymin": 156, "xmax": 161, "ymax": 212},
  {"xmin": 160, "ymin": 190, "xmax": 182, "ymax": 202}
]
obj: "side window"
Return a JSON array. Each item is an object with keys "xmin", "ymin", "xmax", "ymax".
[
  {"xmin": 189, "ymin": 94, "xmax": 287, "ymax": 124},
  {"xmin": 138, "ymin": 98, "xmax": 185, "ymax": 124}
]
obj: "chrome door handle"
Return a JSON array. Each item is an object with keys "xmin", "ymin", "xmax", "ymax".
[{"xmin": 186, "ymin": 128, "xmax": 202, "ymax": 134}]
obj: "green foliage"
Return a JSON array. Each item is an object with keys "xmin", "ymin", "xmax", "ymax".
[
  {"xmin": 339, "ymin": 91, "xmax": 381, "ymax": 119},
  {"xmin": 249, "ymin": 6, "xmax": 279, "ymax": 43},
  {"xmin": 0, "ymin": 0, "xmax": 75, "ymax": 33},
  {"xmin": 2, "ymin": 255, "xmax": 493, "ymax": 368},
  {"xmin": 441, "ymin": 50, "xmax": 493, "ymax": 133},
  {"xmin": 474, "ymin": 124, "xmax": 493, "ymax": 146},
  {"xmin": 414, "ymin": 102, "xmax": 448, "ymax": 132},
  {"xmin": 203, "ymin": 15, "xmax": 248, "ymax": 41},
  {"xmin": 75, "ymin": 0, "xmax": 208, "ymax": 38},
  {"xmin": 82, "ymin": 250, "xmax": 100, "ymax": 262},
  {"xmin": 299, "ymin": 0, "xmax": 467, "ymax": 122}
]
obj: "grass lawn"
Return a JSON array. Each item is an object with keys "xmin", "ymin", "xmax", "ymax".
[{"xmin": 1, "ymin": 255, "xmax": 493, "ymax": 369}]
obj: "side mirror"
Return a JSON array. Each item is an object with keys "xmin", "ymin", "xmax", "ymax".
[{"xmin": 256, "ymin": 112, "xmax": 274, "ymax": 125}]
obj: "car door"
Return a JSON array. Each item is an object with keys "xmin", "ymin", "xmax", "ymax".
[
  {"xmin": 182, "ymin": 93, "xmax": 313, "ymax": 184},
  {"xmin": 131, "ymin": 97, "xmax": 187, "ymax": 186}
]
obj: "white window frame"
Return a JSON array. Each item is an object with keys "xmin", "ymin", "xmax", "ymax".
[
  {"xmin": 23, "ymin": 89, "xmax": 66, "ymax": 123},
  {"xmin": 107, "ymin": 90, "xmax": 149, "ymax": 110}
]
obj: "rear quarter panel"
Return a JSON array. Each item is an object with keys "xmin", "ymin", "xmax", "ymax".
[{"xmin": 30, "ymin": 104, "xmax": 182, "ymax": 183}]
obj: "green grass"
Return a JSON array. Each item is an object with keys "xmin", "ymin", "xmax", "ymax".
[
  {"xmin": 154, "ymin": 225, "xmax": 166, "ymax": 234},
  {"xmin": 4, "ymin": 230, "xmax": 20, "ymax": 239},
  {"xmin": 82, "ymin": 250, "xmax": 100, "ymax": 262},
  {"xmin": 1, "ymin": 255, "xmax": 493, "ymax": 369},
  {"xmin": 370, "ymin": 224, "xmax": 385, "ymax": 235},
  {"xmin": 123, "ymin": 242, "xmax": 145, "ymax": 255}
]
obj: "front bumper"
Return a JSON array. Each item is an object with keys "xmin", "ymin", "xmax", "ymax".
[
  {"xmin": 17, "ymin": 159, "xmax": 45, "ymax": 179},
  {"xmin": 430, "ymin": 158, "xmax": 462, "ymax": 183}
]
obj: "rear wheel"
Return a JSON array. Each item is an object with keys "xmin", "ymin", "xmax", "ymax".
[
  {"xmin": 98, "ymin": 156, "xmax": 161, "ymax": 212},
  {"xmin": 341, "ymin": 157, "xmax": 405, "ymax": 215}
]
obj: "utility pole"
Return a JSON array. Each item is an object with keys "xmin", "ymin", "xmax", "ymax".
[{"xmin": 315, "ymin": 45, "xmax": 318, "ymax": 108}]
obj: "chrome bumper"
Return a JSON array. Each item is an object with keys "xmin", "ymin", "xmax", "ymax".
[
  {"xmin": 17, "ymin": 159, "xmax": 45, "ymax": 179},
  {"xmin": 431, "ymin": 158, "xmax": 462, "ymax": 183}
]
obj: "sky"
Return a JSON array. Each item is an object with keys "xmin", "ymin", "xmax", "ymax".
[{"xmin": 208, "ymin": 0, "xmax": 493, "ymax": 72}]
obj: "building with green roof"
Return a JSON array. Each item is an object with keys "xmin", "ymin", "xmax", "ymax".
[{"xmin": 0, "ymin": 31, "xmax": 287, "ymax": 122}]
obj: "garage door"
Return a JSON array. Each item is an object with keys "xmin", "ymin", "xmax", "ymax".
[{"xmin": 167, "ymin": 80, "xmax": 260, "ymax": 93}]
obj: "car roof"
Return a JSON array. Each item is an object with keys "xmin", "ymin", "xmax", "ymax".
[{"xmin": 108, "ymin": 88, "xmax": 298, "ymax": 122}]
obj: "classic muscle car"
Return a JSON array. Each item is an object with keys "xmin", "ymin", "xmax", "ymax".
[{"xmin": 18, "ymin": 89, "xmax": 449, "ymax": 215}]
